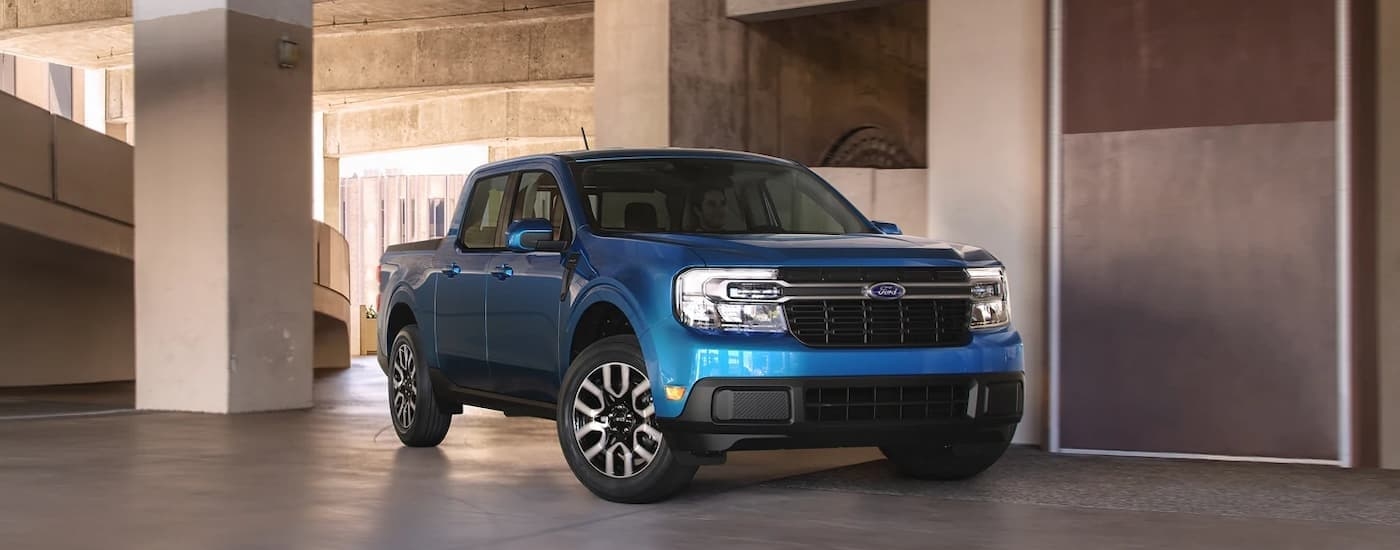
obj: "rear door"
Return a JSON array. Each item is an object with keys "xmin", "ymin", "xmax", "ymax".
[
  {"xmin": 434, "ymin": 172, "xmax": 512, "ymax": 390},
  {"xmin": 484, "ymin": 168, "xmax": 575, "ymax": 402}
]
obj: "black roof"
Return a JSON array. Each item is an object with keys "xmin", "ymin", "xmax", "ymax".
[{"xmin": 544, "ymin": 147, "xmax": 797, "ymax": 164}]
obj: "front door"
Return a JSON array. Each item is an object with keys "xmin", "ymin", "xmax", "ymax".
[
  {"xmin": 485, "ymin": 170, "xmax": 573, "ymax": 403},
  {"xmin": 434, "ymin": 172, "xmax": 511, "ymax": 390}
]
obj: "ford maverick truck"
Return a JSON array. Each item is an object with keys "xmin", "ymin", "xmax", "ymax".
[{"xmin": 378, "ymin": 148, "xmax": 1023, "ymax": 503}]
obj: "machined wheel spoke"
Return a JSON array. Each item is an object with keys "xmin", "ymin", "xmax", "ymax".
[
  {"xmin": 574, "ymin": 360, "xmax": 658, "ymax": 479},
  {"xmin": 604, "ymin": 442, "xmax": 634, "ymax": 477},
  {"xmin": 581, "ymin": 437, "xmax": 606, "ymax": 461},
  {"xmin": 637, "ymin": 423, "xmax": 663, "ymax": 443},
  {"xmin": 574, "ymin": 396, "xmax": 602, "ymax": 418},
  {"xmin": 575, "ymin": 421, "xmax": 607, "ymax": 441},
  {"xmin": 632, "ymin": 440, "xmax": 656, "ymax": 463},
  {"xmin": 390, "ymin": 341, "xmax": 420, "ymax": 429},
  {"xmin": 579, "ymin": 379, "xmax": 605, "ymax": 404}
]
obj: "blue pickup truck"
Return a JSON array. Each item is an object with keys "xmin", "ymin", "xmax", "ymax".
[{"xmin": 377, "ymin": 148, "xmax": 1023, "ymax": 503}]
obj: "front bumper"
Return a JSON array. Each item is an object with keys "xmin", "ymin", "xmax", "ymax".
[
  {"xmin": 643, "ymin": 325, "xmax": 1023, "ymax": 418},
  {"xmin": 654, "ymin": 372, "xmax": 1023, "ymax": 453}
]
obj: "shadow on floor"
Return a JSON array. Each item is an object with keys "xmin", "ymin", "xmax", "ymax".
[
  {"xmin": 765, "ymin": 445, "xmax": 1400, "ymax": 526},
  {"xmin": 0, "ymin": 380, "xmax": 134, "ymax": 420}
]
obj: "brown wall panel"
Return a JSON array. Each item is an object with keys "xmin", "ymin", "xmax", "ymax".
[
  {"xmin": 1064, "ymin": 0, "xmax": 1335, "ymax": 134},
  {"xmin": 1061, "ymin": 121, "xmax": 1337, "ymax": 459},
  {"xmin": 745, "ymin": 0, "xmax": 927, "ymax": 167}
]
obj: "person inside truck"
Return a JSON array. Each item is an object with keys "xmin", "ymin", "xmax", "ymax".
[{"xmin": 690, "ymin": 187, "xmax": 732, "ymax": 232}]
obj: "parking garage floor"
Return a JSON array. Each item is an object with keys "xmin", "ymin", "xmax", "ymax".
[{"xmin": 2, "ymin": 359, "xmax": 1398, "ymax": 550}]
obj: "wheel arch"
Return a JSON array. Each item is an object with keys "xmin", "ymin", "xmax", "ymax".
[{"xmin": 564, "ymin": 284, "xmax": 660, "ymax": 383}]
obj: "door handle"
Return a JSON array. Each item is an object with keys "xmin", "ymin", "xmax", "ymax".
[
  {"xmin": 491, "ymin": 264, "xmax": 514, "ymax": 280},
  {"xmin": 441, "ymin": 263, "xmax": 461, "ymax": 278}
]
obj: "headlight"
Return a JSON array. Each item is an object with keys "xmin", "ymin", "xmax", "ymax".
[
  {"xmin": 674, "ymin": 268, "xmax": 787, "ymax": 333},
  {"xmin": 967, "ymin": 267, "xmax": 1010, "ymax": 330}
]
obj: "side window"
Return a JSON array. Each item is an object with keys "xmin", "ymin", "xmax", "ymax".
[
  {"xmin": 510, "ymin": 171, "xmax": 572, "ymax": 241},
  {"xmin": 458, "ymin": 174, "xmax": 510, "ymax": 249}
]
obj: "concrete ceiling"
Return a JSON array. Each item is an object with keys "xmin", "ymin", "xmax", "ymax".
[
  {"xmin": 2, "ymin": 0, "xmax": 596, "ymax": 154},
  {"xmin": 0, "ymin": 0, "xmax": 593, "ymax": 69}
]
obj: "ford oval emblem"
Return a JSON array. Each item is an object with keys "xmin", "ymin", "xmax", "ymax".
[{"xmin": 866, "ymin": 282, "xmax": 906, "ymax": 300}]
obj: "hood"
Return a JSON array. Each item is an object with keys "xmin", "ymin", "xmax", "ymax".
[{"xmin": 618, "ymin": 233, "xmax": 999, "ymax": 267}]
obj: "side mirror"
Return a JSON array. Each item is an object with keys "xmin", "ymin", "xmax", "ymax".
[
  {"xmin": 872, "ymin": 221, "xmax": 902, "ymax": 235},
  {"xmin": 506, "ymin": 218, "xmax": 566, "ymax": 252}
]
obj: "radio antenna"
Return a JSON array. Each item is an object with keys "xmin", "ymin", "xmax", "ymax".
[{"xmin": 580, "ymin": 127, "xmax": 590, "ymax": 150}]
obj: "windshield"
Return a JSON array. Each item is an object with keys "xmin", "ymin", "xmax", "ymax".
[{"xmin": 571, "ymin": 158, "xmax": 874, "ymax": 235}]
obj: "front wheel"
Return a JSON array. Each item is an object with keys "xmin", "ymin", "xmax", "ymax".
[{"xmin": 557, "ymin": 335, "xmax": 697, "ymax": 503}]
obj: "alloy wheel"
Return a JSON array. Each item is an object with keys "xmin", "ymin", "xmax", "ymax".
[
  {"xmin": 390, "ymin": 342, "xmax": 418, "ymax": 430},
  {"xmin": 571, "ymin": 361, "xmax": 662, "ymax": 479}
]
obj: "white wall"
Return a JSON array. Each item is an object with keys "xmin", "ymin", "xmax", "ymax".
[
  {"xmin": 927, "ymin": 0, "xmax": 1046, "ymax": 445},
  {"xmin": 813, "ymin": 167, "xmax": 930, "ymax": 237}
]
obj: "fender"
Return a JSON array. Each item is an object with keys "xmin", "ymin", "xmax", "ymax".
[
  {"xmin": 380, "ymin": 284, "xmax": 432, "ymax": 375},
  {"xmin": 565, "ymin": 280, "xmax": 663, "ymax": 384}
]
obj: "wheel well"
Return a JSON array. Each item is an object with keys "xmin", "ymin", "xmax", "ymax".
[
  {"xmin": 386, "ymin": 302, "xmax": 417, "ymax": 343},
  {"xmin": 570, "ymin": 302, "xmax": 635, "ymax": 360}
]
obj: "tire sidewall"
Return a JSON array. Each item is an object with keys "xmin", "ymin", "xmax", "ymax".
[{"xmin": 556, "ymin": 335, "xmax": 693, "ymax": 501}]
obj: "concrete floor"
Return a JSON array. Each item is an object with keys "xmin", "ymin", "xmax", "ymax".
[{"xmin": 2, "ymin": 359, "xmax": 1398, "ymax": 550}]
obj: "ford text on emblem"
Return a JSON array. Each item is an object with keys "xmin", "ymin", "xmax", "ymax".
[{"xmin": 865, "ymin": 282, "xmax": 906, "ymax": 300}]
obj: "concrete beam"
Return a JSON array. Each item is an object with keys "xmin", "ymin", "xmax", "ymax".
[
  {"xmin": 323, "ymin": 84, "xmax": 593, "ymax": 156},
  {"xmin": 314, "ymin": 77, "xmax": 590, "ymax": 112},
  {"xmin": 725, "ymin": 0, "xmax": 900, "ymax": 22},
  {"xmin": 313, "ymin": 0, "xmax": 589, "ymax": 28},
  {"xmin": 0, "ymin": 0, "xmax": 129, "ymax": 30},
  {"xmin": 0, "ymin": 17, "xmax": 132, "ymax": 69},
  {"xmin": 314, "ymin": 3, "xmax": 591, "ymax": 92},
  {"xmin": 488, "ymin": 137, "xmax": 589, "ymax": 161},
  {"xmin": 0, "ymin": 1, "xmax": 131, "ymax": 68}
]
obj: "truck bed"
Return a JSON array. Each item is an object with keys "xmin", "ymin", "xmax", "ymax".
[{"xmin": 384, "ymin": 239, "xmax": 440, "ymax": 254}]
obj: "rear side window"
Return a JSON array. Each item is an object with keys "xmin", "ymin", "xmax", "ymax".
[{"xmin": 458, "ymin": 174, "xmax": 510, "ymax": 249}]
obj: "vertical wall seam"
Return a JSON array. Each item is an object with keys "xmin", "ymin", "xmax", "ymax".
[
  {"xmin": 1337, "ymin": 0, "xmax": 1354, "ymax": 468},
  {"xmin": 1047, "ymin": 0, "xmax": 1064, "ymax": 453}
]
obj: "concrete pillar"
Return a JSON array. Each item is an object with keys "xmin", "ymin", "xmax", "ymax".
[
  {"xmin": 926, "ymin": 0, "xmax": 1045, "ymax": 446},
  {"xmin": 324, "ymin": 157, "xmax": 341, "ymax": 232},
  {"xmin": 593, "ymin": 0, "xmax": 745, "ymax": 149},
  {"xmin": 134, "ymin": 0, "xmax": 314, "ymax": 413},
  {"xmin": 1379, "ymin": 0, "xmax": 1400, "ymax": 469},
  {"xmin": 594, "ymin": 0, "xmax": 670, "ymax": 147},
  {"xmin": 14, "ymin": 56, "xmax": 48, "ymax": 108}
]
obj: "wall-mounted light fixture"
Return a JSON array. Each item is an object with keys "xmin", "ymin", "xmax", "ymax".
[{"xmin": 277, "ymin": 36, "xmax": 301, "ymax": 69}]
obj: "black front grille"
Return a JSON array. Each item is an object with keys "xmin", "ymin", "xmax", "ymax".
[
  {"xmin": 784, "ymin": 299, "xmax": 971, "ymax": 347},
  {"xmin": 804, "ymin": 383, "xmax": 971, "ymax": 422},
  {"xmin": 779, "ymin": 267, "xmax": 968, "ymax": 284}
]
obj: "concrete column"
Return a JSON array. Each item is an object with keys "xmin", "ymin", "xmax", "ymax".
[
  {"xmin": 324, "ymin": 157, "xmax": 341, "ymax": 232},
  {"xmin": 927, "ymin": 0, "xmax": 1045, "ymax": 445},
  {"xmin": 134, "ymin": 0, "xmax": 314, "ymax": 413},
  {"xmin": 593, "ymin": 0, "xmax": 745, "ymax": 149},
  {"xmin": 1379, "ymin": 0, "xmax": 1400, "ymax": 469},
  {"xmin": 14, "ymin": 56, "xmax": 48, "ymax": 108},
  {"xmin": 593, "ymin": 0, "xmax": 671, "ymax": 147}
]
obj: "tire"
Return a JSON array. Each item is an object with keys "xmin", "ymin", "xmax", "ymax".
[
  {"xmin": 388, "ymin": 325, "xmax": 453, "ymax": 447},
  {"xmin": 879, "ymin": 438, "xmax": 1011, "ymax": 481},
  {"xmin": 557, "ymin": 335, "xmax": 697, "ymax": 503}
]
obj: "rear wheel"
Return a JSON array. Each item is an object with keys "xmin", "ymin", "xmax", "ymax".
[
  {"xmin": 557, "ymin": 335, "xmax": 697, "ymax": 503},
  {"xmin": 388, "ymin": 325, "xmax": 452, "ymax": 447},
  {"xmin": 879, "ymin": 439, "xmax": 1011, "ymax": 481}
]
